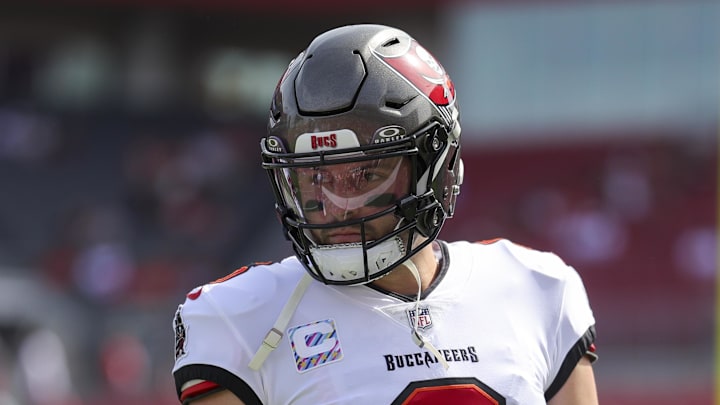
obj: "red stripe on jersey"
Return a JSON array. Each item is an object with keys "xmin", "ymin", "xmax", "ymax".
[
  {"xmin": 185, "ymin": 262, "xmax": 275, "ymax": 300},
  {"xmin": 476, "ymin": 238, "xmax": 535, "ymax": 251},
  {"xmin": 180, "ymin": 380, "xmax": 221, "ymax": 402},
  {"xmin": 186, "ymin": 287, "xmax": 202, "ymax": 300},
  {"xmin": 476, "ymin": 238, "xmax": 503, "ymax": 245},
  {"xmin": 212, "ymin": 261, "xmax": 273, "ymax": 284},
  {"xmin": 212, "ymin": 266, "xmax": 251, "ymax": 284}
]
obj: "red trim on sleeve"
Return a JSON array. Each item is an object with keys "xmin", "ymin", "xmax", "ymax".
[
  {"xmin": 585, "ymin": 343, "xmax": 599, "ymax": 362},
  {"xmin": 476, "ymin": 238, "xmax": 503, "ymax": 245},
  {"xmin": 180, "ymin": 381, "xmax": 222, "ymax": 402}
]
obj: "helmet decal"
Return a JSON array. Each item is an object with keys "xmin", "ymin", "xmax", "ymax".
[
  {"xmin": 265, "ymin": 136, "xmax": 286, "ymax": 153},
  {"xmin": 372, "ymin": 125, "xmax": 407, "ymax": 144},
  {"xmin": 295, "ymin": 129, "xmax": 360, "ymax": 153},
  {"xmin": 373, "ymin": 40, "xmax": 456, "ymax": 106}
]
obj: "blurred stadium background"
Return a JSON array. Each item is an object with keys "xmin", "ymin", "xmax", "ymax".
[{"xmin": 0, "ymin": 0, "xmax": 716, "ymax": 404}]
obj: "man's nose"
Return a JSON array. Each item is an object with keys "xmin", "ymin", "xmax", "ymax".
[{"xmin": 321, "ymin": 196, "xmax": 360, "ymax": 222}]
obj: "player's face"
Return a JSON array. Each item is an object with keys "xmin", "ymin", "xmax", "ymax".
[{"xmin": 294, "ymin": 156, "xmax": 411, "ymax": 245}]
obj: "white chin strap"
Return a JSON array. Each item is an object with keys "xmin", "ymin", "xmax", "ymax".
[
  {"xmin": 249, "ymin": 272, "xmax": 313, "ymax": 371},
  {"xmin": 403, "ymin": 259, "xmax": 449, "ymax": 370},
  {"xmin": 310, "ymin": 236, "xmax": 405, "ymax": 283}
]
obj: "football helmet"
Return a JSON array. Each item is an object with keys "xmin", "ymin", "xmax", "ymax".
[{"xmin": 261, "ymin": 24, "xmax": 463, "ymax": 285}]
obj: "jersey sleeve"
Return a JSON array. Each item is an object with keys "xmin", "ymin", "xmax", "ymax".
[
  {"xmin": 496, "ymin": 239, "xmax": 596, "ymax": 400},
  {"xmin": 171, "ymin": 282, "xmax": 266, "ymax": 405},
  {"xmin": 543, "ymin": 261, "xmax": 597, "ymax": 400}
]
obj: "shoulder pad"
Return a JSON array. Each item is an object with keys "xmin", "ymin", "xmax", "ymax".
[
  {"xmin": 181, "ymin": 258, "xmax": 304, "ymax": 317},
  {"xmin": 478, "ymin": 238, "xmax": 572, "ymax": 280}
]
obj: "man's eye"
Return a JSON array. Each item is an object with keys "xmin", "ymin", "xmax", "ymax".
[
  {"xmin": 348, "ymin": 167, "xmax": 373, "ymax": 182},
  {"xmin": 363, "ymin": 170, "xmax": 382, "ymax": 182}
]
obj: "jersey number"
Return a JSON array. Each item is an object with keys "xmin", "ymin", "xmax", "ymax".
[{"xmin": 391, "ymin": 377, "xmax": 505, "ymax": 405}]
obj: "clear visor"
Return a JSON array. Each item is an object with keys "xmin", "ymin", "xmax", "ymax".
[{"xmin": 273, "ymin": 156, "xmax": 411, "ymax": 243}]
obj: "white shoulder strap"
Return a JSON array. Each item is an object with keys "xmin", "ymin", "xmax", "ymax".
[{"xmin": 248, "ymin": 272, "xmax": 313, "ymax": 371}]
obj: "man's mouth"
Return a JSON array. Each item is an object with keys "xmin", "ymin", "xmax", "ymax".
[{"xmin": 325, "ymin": 232, "xmax": 364, "ymax": 244}]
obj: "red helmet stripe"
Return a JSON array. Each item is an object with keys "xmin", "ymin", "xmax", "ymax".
[{"xmin": 379, "ymin": 40, "xmax": 456, "ymax": 106}]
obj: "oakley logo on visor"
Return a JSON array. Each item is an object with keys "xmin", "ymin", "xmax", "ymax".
[{"xmin": 295, "ymin": 129, "xmax": 360, "ymax": 153}]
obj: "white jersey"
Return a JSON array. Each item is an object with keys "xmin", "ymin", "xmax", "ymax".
[{"xmin": 172, "ymin": 239, "xmax": 596, "ymax": 405}]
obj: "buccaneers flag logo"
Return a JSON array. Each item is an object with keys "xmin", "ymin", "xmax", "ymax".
[{"xmin": 373, "ymin": 38, "xmax": 456, "ymax": 107}]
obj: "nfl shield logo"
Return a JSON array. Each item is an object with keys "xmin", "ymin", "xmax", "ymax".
[{"xmin": 406, "ymin": 307, "xmax": 433, "ymax": 330}]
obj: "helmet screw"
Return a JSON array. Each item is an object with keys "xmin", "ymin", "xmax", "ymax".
[
  {"xmin": 432, "ymin": 209, "xmax": 441, "ymax": 226},
  {"xmin": 431, "ymin": 135, "xmax": 441, "ymax": 151},
  {"xmin": 424, "ymin": 133, "xmax": 442, "ymax": 153}
]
